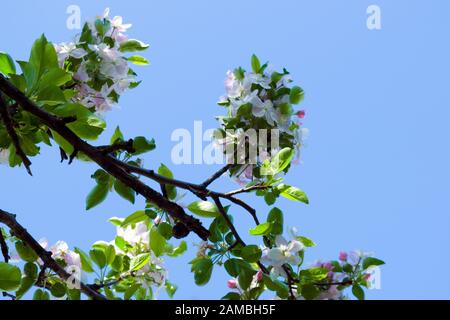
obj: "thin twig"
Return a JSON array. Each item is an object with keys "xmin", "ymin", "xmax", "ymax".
[
  {"xmin": 200, "ymin": 164, "xmax": 233, "ymax": 188},
  {"xmin": 0, "ymin": 93, "xmax": 32, "ymax": 175}
]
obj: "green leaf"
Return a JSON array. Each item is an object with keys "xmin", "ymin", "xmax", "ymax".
[
  {"xmin": 28, "ymin": 34, "xmax": 58, "ymax": 90},
  {"xmin": 89, "ymin": 249, "xmax": 107, "ymax": 269},
  {"xmin": 261, "ymin": 148, "xmax": 294, "ymax": 176},
  {"xmin": 362, "ymin": 257, "xmax": 385, "ymax": 270},
  {"xmin": 114, "ymin": 179, "xmax": 135, "ymax": 204},
  {"xmin": 119, "ymin": 40, "xmax": 150, "ymax": 52},
  {"xmin": 52, "ymin": 103, "xmax": 106, "ymax": 140},
  {"xmin": 191, "ymin": 258, "xmax": 213, "ymax": 286},
  {"xmin": 121, "ymin": 210, "xmax": 148, "ymax": 228},
  {"xmin": 187, "ymin": 201, "xmax": 220, "ymax": 218},
  {"xmin": 130, "ymin": 253, "xmax": 151, "ymax": 272},
  {"xmin": 15, "ymin": 241, "xmax": 38, "ymax": 262},
  {"xmin": 290, "ymin": 86, "xmax": 305, "ymax": 104},
  {"xmin": 51, "ymin": 282, "xmax": 67, "ymax": 298},
  {"xmin": 0, "ymin": 52, "xmax": 16, "ymax": 75},
  {"xmin": 110, "ymin": 126, "xmax": 124, "ymax": 144},
  {"xmin": 111, "ymin": 255, "xmax": 124, "ymax": 272},
  {"xmin": 16, "ymin": 276, "xmax": 36, "ymax": 299},
  {"xmin": 38, "ymin": 68, "xmax": 72, "ymax": 89},
  {"xmin": 240, "ymin": 245, "xmax": 262, "ymax": 263},
  {"xmin": 352, "ymin": 284, "xmax": 365, "ymax": 300},
  {"xmin": 36, "ymin": 85, "xmax": 67, "ymax": 105},
  {"xmin": 33, "ymin": 289, "xmax": 50, "ymax": 300},
  {"xmin": 165, "ymin": 281, "xmax": 178, "ymax": 298},
  {"xmin": 150, "ymin": 226, "xmax": 166, "ymax": 257},
  {"xmin": 86, "ymin": 183, "xmax": 110, "ymax": 210},
  {"xmin": 249, "ymin": 223, "xmax": 272, "ymax": 236},
  {"xmin": 222, "ymin": 292, "xmax": 241, "ymax": 300},
  {"xmin": 104, "ymin": 245, "xmax": 116, "ymax": 266},
  {"xmin": 132, "ymin": 136, "xmax": 156, "ymax": 155},
  {"xmin": 267, "ymin": 207, "xmax": 283, "ymax": 235},
  {"xmin": 298, "ymin": 236, "xmax": 316, "ymax": 247},
  {"xmin": 238, "ymin": 268, "xmax": 256, "ymax": 290},
  {"xmin": 263, "ymin": 275, "xmax": 289, "ymax": 299},
  {"xmin": 158, "ymin": 222, "xmax": 173, "ymax": 240},
  {"xmin": 158, "ymin": 163, "xmax": 177, "ymax": 200},
  {"xmin": 127, "ymin": 55, "xmax": 150, "ymax": 66},
  {"xmin": 300, "ymin": 268, "xmax": 329, "ymax": 281},
  {"xmin": 0, "ymin": 262, "xmax": 22, "ymax": 291},
  {"xmin": 23, "ymin": 263, "xmax": 38, "ymax": 279},
  {"xmin": 277, "ymin": 184, "xmax": 309, "ymax": 204},
  {"xmin": 124, "ymin": 283, "xmax": 141, "ymax": 300},
  {"xmin": 167, "ymin": 241, "xmax": 187, "ymax": 258},
  {"xmin": 300, "ymin": 283, "xmax": 320, "ymax": 300},
  {"xmin": 74, "ymin": 247, "xmax": 95, "ymax": 273},
  {"xmin": 251, "ymin": 54, "xmax": 261, "ymax": 73}
]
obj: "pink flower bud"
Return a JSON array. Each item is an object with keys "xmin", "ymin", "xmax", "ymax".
[
  {"xmin": 364, "ymin": 273, "xmax": 371, "ymax": 281},
  {"xmin": 256, "ymin": 270, "xmax": 263, "ymax": 282},
  {"xmin": 296, "ymin": 110, "xmax": 306, "ymax": 119},
  {"xmin": 323, "ymin": 262, "xmax": 333, "ymax": 271},
  {"xmin": 339, "ymin": 251, "xmax": 348, "ymax": 262},
  {"xmin": 227, "ymin": 279, "xmax": 238, "ymax": 289}
]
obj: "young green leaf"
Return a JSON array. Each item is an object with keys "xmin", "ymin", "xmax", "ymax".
[
  {"xmin": 352, "ymin": 284, "xmax": 365, "ymax": 300},
  {"xmin": 249, "ymin": 223, "xmax": 272, "ymax": 236},
  {"xmin": 277, "ymin": 184, "xmax": 309, "ymax": 204},
  {"xmin": 127, "ymin": 55, "xmax": 150, "ymax": 66},
  {"xmin": 0, "ymin": 52, "xmax": 16, "ymax": 75},
  {"xmin": 114, "ymin": 179, "xmax": 135, "ymax": 204},
  {"xmin": 150, "ymin": 226, "xmax": 166, "ymax": 257},
  {"xmin": 240, "ymin": 245, "xmax": 262, "ymax": 263},
  {"xmin": 86, "ymin": 183, "xmax": 110, "ymax": 210},
  {"xmin": 130, "ymin": 253, "xmax": 151, "ymax": 272},
  {"xmin": 362, "ymin": 257, "xmax": 385, "ymax": 270},
  {"xmin": 121, "ymin": 210, "xmax": 148, "ymax": 228},
  {"xmin": 119, "ymin": 39, "xmax": 150, "ymax": 52},
  {"xmin": 74, "ymin": 247, "xmax": 95, "ymax": 273},
  {"xmin": 290, "ymin": 86, "xmax": 305, "ymax": 104},
  {"xmin": 187, "ymin": 201, "xmax": 220, "ymax": 218},
  {"xmin": 251, "ymin": 54, "xmax": 261, "ymax": 73}
]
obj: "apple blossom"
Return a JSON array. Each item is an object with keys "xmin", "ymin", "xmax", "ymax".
[
  {"xmin": 0, "ymin": 148, "xmax": 10, "ymax": 164},
  {"xmin": 261, "ymin": 235, "xmax": 304, "ymax": 279}
]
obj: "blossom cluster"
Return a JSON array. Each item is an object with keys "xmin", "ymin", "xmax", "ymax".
[
  {"xmin": 115, "ymin": 222, "xmax": 167, "ymax": 289},
  {"xmin": 214, "ymin": 55, "xmax": 308, "ymax": 183},
  {"xmin": 54, "ymin": 8, "xmax": 148, "ymax": 113}
]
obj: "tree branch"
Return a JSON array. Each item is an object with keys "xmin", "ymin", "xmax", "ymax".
[
  {"xmin": 200, "ymin": 164, "xmax": 233, "ymax": 188},
  {"xmin": 0, "ymin": 209, "xmax": 107, "ymax": 300},
  {"xmin": 0, "ymin": 74, "xmax": 209, "ymax": 241},
  {"xmin": 0, "ymin": 93, "xmax": 32, "ymax": 175},
  {"xmin": 0, "ymin": 228, "xmax": 9, "ymax": 263}
]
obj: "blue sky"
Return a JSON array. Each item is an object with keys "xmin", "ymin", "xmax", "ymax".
[{"xmin": 1, "ymin": 0, "xmax": 450, "ymax": 299}]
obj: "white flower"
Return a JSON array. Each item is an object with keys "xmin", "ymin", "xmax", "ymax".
[
  {"xmin": 243, "ymin": 72, "xmax": 271, "ymax": 91},
  {"xmin": 0, "ymin": 148, "xmax": 10, "ymax": 164},
  {"xmin": 277, "ymin": 74, "xmax": 292, "ymax": 88},
  {"xmin": 111, "ymin": 16, "xmax": 132, "ymax": 33},
  {"xmin": 81, "ymin": 84, "xmax": 115, "ymax": 113},
  {"xmin": 262, "ymin": 236, "xmax": 304, "ymax": 279},
  {"xmin": 88, "ymin": 44, "xmax": 120, "ymax": 61},
  {"xmin": 225, "ymin": 71, "xmax": 243, "ymax": 99},
  {"xmin": 74, "ymin": 62, "xmax": 89, "ymax": 82},
  {"xmin": 54, "ymin": 42, "xmax": 87, "ymax": 67},
  {"xmin": 349, "ymin": 250, "xmax": 373, "ymax": 265},
  {"xmin": 50, "ymin": 240, "xmax": 69, "ymax": 259},
  {"xmin": 117, "ymin": 222, "xmax": 150, "ymax": 247}
]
